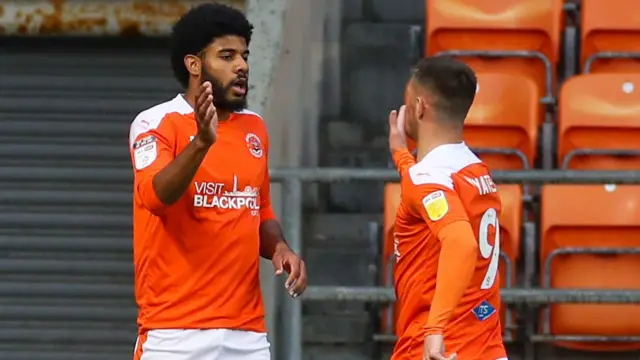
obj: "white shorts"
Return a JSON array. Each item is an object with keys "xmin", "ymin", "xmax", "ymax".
[{"xmin": 135, "ymin": 329, "xmax": 270, "ymax": 360}]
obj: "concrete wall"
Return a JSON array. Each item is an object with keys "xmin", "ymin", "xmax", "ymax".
[
  {"xmin": 246, "ymin": 0, "xmax": 334, "ymax": 357},
  {"xmin": 324, "ymin": 0, "xmax": 426, "ymax": 213}
]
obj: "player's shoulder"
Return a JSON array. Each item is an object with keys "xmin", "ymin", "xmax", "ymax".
[
  {"xmin": 234, "ymin": 109, "xmax": 270, "ymax": 142},
  {"xmin": 235, "ymin": 109, "xmax": 267, "ymax": 128},
  {"xmin": 129, "ymin": 95, "xmax": 193, "ymax": 146},
  {"xmin": 235, "ymin": 108, "xmax": 265, "ymax": 121},
  {"xmin": 407, "ymin": 143, "xmax": 482, "ymax": 191}
]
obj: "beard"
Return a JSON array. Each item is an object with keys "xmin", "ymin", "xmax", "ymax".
[{"xmin": 201, "ymin": 68, "xmax": 248, "ymax": 112}]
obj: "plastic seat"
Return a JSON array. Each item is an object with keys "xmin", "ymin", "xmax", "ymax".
[
  {"xmin": 463, "ymin": 73, "xmax": 540, "ymax": 170},
  {"xmin": 540, "ymin": 185, "xmax": 640, "ymax": 351},
  {"xmin": 581, "ymin": 0, "xmax": 640, "ymax": 73},
  {"xmin": 380, "ymin": 183, "xmax": 521, "ymax": 336},
  {"xmin": 496, "ymin": 185, "xmax": 522, "ymax": 339},
  {"xmin": 426, "ymin": 0, "xmax": 563, "ymax": 104},
  {"xmin": 558, "ymin": 74, "xmax": 640, "ymax": 170}
]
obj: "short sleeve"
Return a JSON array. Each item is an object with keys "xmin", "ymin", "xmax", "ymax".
[
  {"xmin": 129, "ymin": 115, "xmax": 176, "ymax": 215},
  {"xmin": 258, "ymin": 134, "xmax": 277, "ymax": 222}
]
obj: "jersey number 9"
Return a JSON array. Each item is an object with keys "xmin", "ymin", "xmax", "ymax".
[{"xmin": 478, "ymin": 208, "xmax": 500, "ymax": 290}]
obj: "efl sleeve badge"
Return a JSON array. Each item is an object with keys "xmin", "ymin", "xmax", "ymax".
[{"xmin": 422, "ymin": 190, "xmax": 449, "ymax": 221}]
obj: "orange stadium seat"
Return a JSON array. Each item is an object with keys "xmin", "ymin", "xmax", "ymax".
[
  {"xmin": 426, "ymin": 0, "xmax": 564, "ymax": 103},
  {"xmin": 541, "ymin": 185, "xmax": 640, "ymax": 351},
  {"xmin": 497, "ymin": 185, "xmax": 522, "ymax": 340},
  {"xmin": 558, "ymin": 73, "xmax": 640, "ymax": 170},
  {"xmin": 380, "ymin": 183, "xmax": 522, "ymax": 337},
  {"xmin": 581, "ymin": 0, "xmax": 640, "ymax": 73},
  {"xmin": 463, "ymin": 73, "xmax": 540, "ymax": 170}
]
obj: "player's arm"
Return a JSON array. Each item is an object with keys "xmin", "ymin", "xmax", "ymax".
[
  {"xmin": 131, "ymin": 118, "xmax": 211, "ymax": 214},
  {"xmin": 258, "ymin": 136, "xmax": 307, "ymax": 296},
  {"xmin": 133, "ymin": 84, "xmax": 218, "ymax": 212},
  {"xmin": 414, "ymin": 184, "xmax": 478, "ymax": 335},
  {"xmin": 258, "ymin": 168, "xmax": 289, "ymax": 260},
  {"xmin": 392, "ymin": 148, "xmax": 416, "ymax": 174},
  {"xmin": 149, "ymin": 135, "xmax": 211, "ymax": 206},
  {"xmin": 257, "ymin": 135, "xmax": 289, "ymax": 259}
]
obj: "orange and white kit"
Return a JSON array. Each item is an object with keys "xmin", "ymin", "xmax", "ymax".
[
  {"xmin": 129, "ymin": 95, "xmax": 275, "ymax": 359},
  {"xmin": 390, "ymin": 143, "xmax": 508, "ymax": 360}
]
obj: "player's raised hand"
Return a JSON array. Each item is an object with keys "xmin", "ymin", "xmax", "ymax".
[
  {"xmin": 273, "ymin": 246, "xmax": 307, "ymax": 298},
  {"xmin": 194, "ymin": 81, "xmax": 218, "ymax": 145},
  {"xmin": 423, "ymin": 334, "xmax": 457, "ymax": 360},
  {"xmin": 389, "ymin": 105, "xmax": 408, "ymax": 153}
]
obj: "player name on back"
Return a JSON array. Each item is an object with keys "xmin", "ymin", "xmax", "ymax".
[{"xmin": 463, "ymin": 174, "xmax": 497, "ymax": 196}]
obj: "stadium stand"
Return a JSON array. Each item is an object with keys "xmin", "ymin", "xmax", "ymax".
[
  {"xmin": 558, "ymin": 73, "xmax": 640, "ymax": 170},
  {"xmin": 426, "ymin": 0, "xmax": 564, "ymax": 104},
  {"xmin": 5, "ymin": 1, "xmax": 640, "ymax": 360},
  {"xmin": 463, "ymin": 73, "xmax": 540, "ymax": 170},
  {"xmin": 379, "ymin": 0, "xmax": 640, "ymax": 358},
  {"xmin": 540, "ymin": 185, "xmax": 640, "ymax": 351},
  {"xmin": 581, "ymin": 0, "xmax": 640, "ymax": 73}
]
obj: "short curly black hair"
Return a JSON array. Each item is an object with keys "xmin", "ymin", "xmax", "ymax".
[{"xmin": 170, "ymin": 2, "xmax": 254, "ymax": 88}]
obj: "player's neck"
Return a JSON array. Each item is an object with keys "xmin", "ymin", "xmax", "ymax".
[{"xmin": 416, "ymin": 128, "xmax": 462, "ymax": 162}]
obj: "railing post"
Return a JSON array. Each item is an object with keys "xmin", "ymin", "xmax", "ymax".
[{"xmin": 282, "ymin": 177, "xmax": 303, "ymax": 360}]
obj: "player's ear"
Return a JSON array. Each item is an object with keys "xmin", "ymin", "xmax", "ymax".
[
  {"xmin": 415, "ymin": 97, "xmax": 426, "ymax": 121},
  {"xmin": 184, "ymin": 54, "xmax": 201, "ymax": 77}
]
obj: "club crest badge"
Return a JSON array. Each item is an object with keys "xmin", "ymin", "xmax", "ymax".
[{"xmin": 246, "ymin": 133, "xmax": 263, "ymax": 158}]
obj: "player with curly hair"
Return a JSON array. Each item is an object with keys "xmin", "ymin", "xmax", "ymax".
[{"xmin": 129, "ymin": 3, "xmax": 307, "ymax": 359}]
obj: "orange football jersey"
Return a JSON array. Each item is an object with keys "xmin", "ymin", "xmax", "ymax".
[
  {"xmin": 129, "ymin": 95, "xmax": 276, "ymax": 334},
  {"xmin": 391, "ymin": 143, "xmax": 507, "ymax": 360}
]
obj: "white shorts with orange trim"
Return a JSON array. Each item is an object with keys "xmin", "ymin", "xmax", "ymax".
[{"xmin": 134, "ymin": 329, "xmax": 270, "ymax": 360}]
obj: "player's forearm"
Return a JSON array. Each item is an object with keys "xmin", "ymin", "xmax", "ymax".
[
  {"xmin": 259, "ymin": 219, "xmax": 289, "ymax": 260},
  {"xmin": 392, "ymin": 148, "xmax": 416, "ymax": 173},
  {"xmin": 425, "ymin": 221, "xmax": 478, "ymax": 334},
  {"xmin": 152, "ymin": 135, "xmax": 211, "ymax": 205}
]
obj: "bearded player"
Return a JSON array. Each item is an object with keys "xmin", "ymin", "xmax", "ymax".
[
  {"xmin": 388, "ymin": 57, "xmax": 507, "ymax": 360},
  {"xmin": 129, "ymin": 3, "xmax": 306, "ymax": 359}
]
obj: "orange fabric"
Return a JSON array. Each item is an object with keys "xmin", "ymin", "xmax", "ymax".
[
  {"xmin": 424, "ymin": 221, "xmax": 478, "ymax": 335},
  {"xmin": 426, "ymin": 0, "xmax": 564, "ymax": 102},
  {"xmin": 390, "ymin": 144, "xmax": 506, "ymax": 360},
  {"xmin": 392, "ymin": 148, "xmax": 416, "ymax": 172},
  {"xmin": 133, "ymin": 331, "xmax": 148, "ymax": 360},
  {"xmin": 541, "ymin": 185, "xmax": 640, "ymax": 351},
  {"xmin": 381, "ymin": 184, "xmax": 522, "ymax": 337},
  {"xmin": 558, "ymin": 73, "xmax": 640, "ymax": 170},
  {"xmin": 130, "ymin": 96, "xmax": 274, "ymax": 333},
  {"xmin": 381, "ymin": 183, "xmax": 402, "ymax": 333},
  {"xmin": 581, "ymin": 0, "xmax": 640, "ymax": 73},
  {"xmin": 463, "ymin": 73, "xmax": 540, "ymax": 170}
]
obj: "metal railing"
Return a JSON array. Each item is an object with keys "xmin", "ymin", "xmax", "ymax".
[{"xmin": 269, "ymin": 168, "xmax": 640, "ymax": 360}]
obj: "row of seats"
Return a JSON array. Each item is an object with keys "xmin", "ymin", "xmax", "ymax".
[
  {"xmin": 382, "ymin": 183, "xmax": 640, "ymax": 351},
  {"xmin": 465, "ymin": 72, "xmax": 640, "ymax": 171},
  {"xmin": 427, "ymin": 0, "xmax": 640, "ymax": 97},
  {"xmin": 376, "ymin": 0, "xmax": 640, "ymax": 351}
]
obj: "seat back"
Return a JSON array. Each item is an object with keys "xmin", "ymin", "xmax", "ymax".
[
  {"xmin": 497, "ymin": 185, "xmax": 522, "ymax": 287},
  {"xmin": 463, "ymin": 73, "xmax": 539, "ymax": 170},
  {"xmin": 541, "ymin": 185, "xmax": 640, "ymax": 351},
  {"xmin": 581, "ymin": 0, "xmax": 640, "ymax": 73},
  {"xmin": 558, "ymin": 74, "xmax": 640, "ymax": 170},
  {"xmin": 426, "ymin": 0, "xmax": 563, "ymax": 98},
  {"xmin": 497, "ymin": 185, "xmax": 522, "ymax": 339}
]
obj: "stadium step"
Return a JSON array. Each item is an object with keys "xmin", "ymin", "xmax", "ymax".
[{"xmin": 303, "ymin": 213, "xmax": 382, "ymax": 359}]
